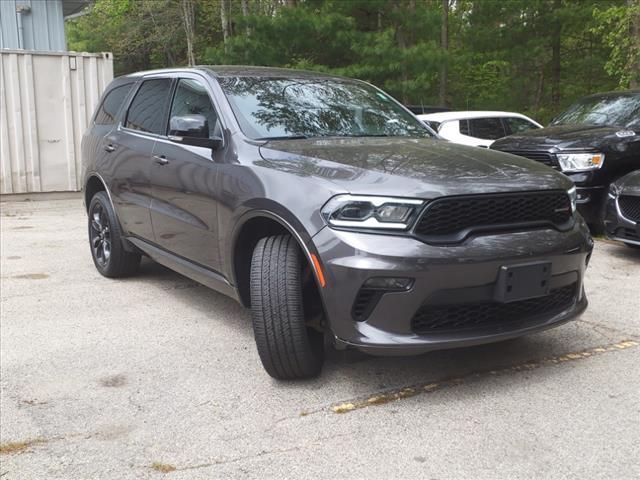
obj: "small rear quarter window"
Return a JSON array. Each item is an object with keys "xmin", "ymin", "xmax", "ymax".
[{"xmin": 95, "ymin": 84, "xmax": 133, "ymax": 126}]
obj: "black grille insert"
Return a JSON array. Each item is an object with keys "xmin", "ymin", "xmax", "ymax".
[
  {"xmin": 619, "ymin": 195, "xmax": 640, "ymax": 222},
  {"xmin": 500, "ymin": 150, "xmax": 556, "ymax": 167},
  {"xmin": 414, "ymin": 191, "xmax": 573, "ymax": 243},
  {"xmin": 411, "ymin": 283, "xmax": 577, "ymax": 334},
  {"xmin": 352, "ymin": 288, "xmax": 382, "ymax": 321}
]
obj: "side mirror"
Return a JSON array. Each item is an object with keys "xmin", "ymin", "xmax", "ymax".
[{"xmin": 168, "ymin": 114, "xmax": 222, "ymax": 149}]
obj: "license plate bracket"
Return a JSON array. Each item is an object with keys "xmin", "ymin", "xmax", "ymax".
[{"xmin": 494, "ymin": 262, "xmax": 552, "ymax": 303}]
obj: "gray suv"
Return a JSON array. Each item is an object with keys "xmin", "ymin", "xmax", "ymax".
[{"xmin": 82, "ymin": 66, "xmax": 593, "ymax": 379}]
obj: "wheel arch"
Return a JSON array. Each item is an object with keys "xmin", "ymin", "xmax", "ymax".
[
  {"xmin": 231, "ymin": 210, "xmax": 323, "ymax": 308},
  {"xmin": 84, "ymin": 173, "xmax": 113, "ymax": 213},
  {"xmin": 84, "ymin": 173, "xmax": 137, "ymax": 253}
]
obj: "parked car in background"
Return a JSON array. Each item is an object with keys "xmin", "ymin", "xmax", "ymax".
[
  {"xmin": 82, "ymin": 66, "xmax": 593, "ymax": 380},
  {"xmin": 492, "ymin": 90, "xmax": 640, "ymax": 232},
  {"xmin": 417, "ymin": 111, "xmax": 542, "ymax": 148},
  {"xmin": 604, "ymin": 169, "xmax": 640, "ymax": 248}
]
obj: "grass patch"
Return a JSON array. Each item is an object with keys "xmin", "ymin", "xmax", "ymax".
[{"xmin": 151, "ymin": 462, "xmax": 176, "ymax": 473}]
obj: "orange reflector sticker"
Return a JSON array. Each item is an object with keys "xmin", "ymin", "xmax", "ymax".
[{"xmin": 310, "ymin": 254, "xmax": 326, "ymax": 288}]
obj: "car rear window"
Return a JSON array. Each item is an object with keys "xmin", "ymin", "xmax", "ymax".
[
  {"xmin": 125, "ymin": 79, "xmax": 173, "ymax": 135},
  {"xmin": 459, "ymin": 119, "xmax": 471, "ymax": 135},
  {"xmin": 469, "ymin": 118, "xmax": 507, "ymax": 140},
  {"xmin": 94, "ymin": 84, "xmax": 133, "ymax": 125},
  {"xmin": 504, "ymin": 117, "xmax": 539, "ymax": 134}
]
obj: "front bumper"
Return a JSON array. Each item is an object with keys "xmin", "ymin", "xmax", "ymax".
[
  {"xmin": 563, "ymin": 171, "xmax": 606, "ymax": 225},
  {"xmin": 604, "ymin": 192, "xmax": 640, "ymax": 246},
  {"xmin": 312, "ymin": 218, "xmax": 593, "ymax": 356}
]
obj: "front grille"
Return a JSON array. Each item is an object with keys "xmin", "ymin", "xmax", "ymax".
[
  {"xmin": 500, "ymin": 150, "xmax": 556, "ymax": 167},
  {"xmin": 411, "ymin": 283, "xmax": 577, "ymax": 334},
  {"xmin": 414, "ymin": 191, "xmax": 572, "ymax": 243},
  {"xmin": 618, "ymin": 195, "xmax": 640, "ymax": 222}
]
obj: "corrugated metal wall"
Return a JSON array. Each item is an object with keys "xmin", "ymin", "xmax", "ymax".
[
  {"xmin": 0, "ymin": 50, "xmax": 114, "ymax": 193},
  {"xmin": 0, "ymin": 0, "xmax": 67, "ymax": 51}
]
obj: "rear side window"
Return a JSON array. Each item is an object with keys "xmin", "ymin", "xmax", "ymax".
[
  {"xmin": 459, "ymin": 119, "xmax": 471, "ymax": 135},
  {"xmin": 126, "ymin": 79, "xmax": 173, "ymax": 135},
  {"xmin": 504, "ymin": 117, "xmax": 539, "ymax": 135},
  {"xmin": 95, "ymin": 84, "xmax": 132, "ymax": 125},
  {"xmin": 469, "ymin": 118, "xmax": 507, "ymax": 140}
]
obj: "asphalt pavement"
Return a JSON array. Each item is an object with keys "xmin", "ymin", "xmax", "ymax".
[{"xmin": 1, "ymin": 197, "xmax": 639, "ymax": 479}]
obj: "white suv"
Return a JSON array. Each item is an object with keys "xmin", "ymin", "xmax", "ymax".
[{"xmin": 418, "ymin": 111, "xmax": 542, "ymax": 148}]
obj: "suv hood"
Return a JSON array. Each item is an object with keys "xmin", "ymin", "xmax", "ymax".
[
  {"xmin": 491, "ymin": 124, "xmax": 639, "ymax": 153},
  {"xmin": 258, "ymin": 137, "xmax": 572, "ymax": 198}
]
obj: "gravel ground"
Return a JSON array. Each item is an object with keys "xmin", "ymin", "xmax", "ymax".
[{"xmin": 1, "ymin": 197, "xmax": 639, "ymax": 479}]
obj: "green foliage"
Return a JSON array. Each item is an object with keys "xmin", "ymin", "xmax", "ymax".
[
  {"xmin": 592, "ymin": 1, "xmax": 640, "ymax": 88},
  {"xmin": 66, "ymin": 0, "xmax": 637, "ymax": 123}
]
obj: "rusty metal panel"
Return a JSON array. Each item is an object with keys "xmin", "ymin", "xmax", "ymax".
[{"xmin": 0, "ymin": 50, "xmax": 113, "ymax": 193}]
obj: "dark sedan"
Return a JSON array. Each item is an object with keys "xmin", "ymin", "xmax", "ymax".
[
  {"xmin": 81, "ymin": 66, "xmax": 593, "ymax": 379},
  {"xmin": 604, "ymin": 169, "xmax": 640, "ymax": 247}
]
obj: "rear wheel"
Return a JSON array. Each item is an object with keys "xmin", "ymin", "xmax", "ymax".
[
  {"xmin": 88, "ymin": 192, "xmax": 140, "ymax": 278},
  {"xmin": 250, "ymin": 235, "xmax": 324, "ymax": 380}
]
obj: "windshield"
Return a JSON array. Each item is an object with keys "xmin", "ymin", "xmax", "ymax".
[
  {"xmin": 551, "ymin": 93, "xmax": 640, "ymax": 128},
  {"xmin": 218, "ymin": 76, "xmax": 433, "ymax": 140}
]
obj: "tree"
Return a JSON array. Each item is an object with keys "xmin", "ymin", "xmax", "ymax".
[
  {"xmin": 66, "ymin": 0, "xmax": 633, "ymax": 120},
  {"xmin": 181, "ymin": 0, "xmax": 196, "ymax": 66},
  {"xmin": 439, "ymin": 0, "xmax": 449, "ymax": 107}
]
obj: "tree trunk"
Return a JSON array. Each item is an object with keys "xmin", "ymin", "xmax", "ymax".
[
  {"xmin": 550, "ymin": 0, "xmax": 562, "ymax": 109},
  {"xmin": 181, "ymin": 0, "xmax": 196, "ymax": 66},
  {"xmin": 241, "ymin": 0, "xmax": 250, "ymax": 36},
  {"xmin": 534, "ymin": 68, "xmax": 545, "ymax": 112},
  {"xmin": 439, "ymin": 0, "xmax": 449, "ymax": 107},
  {"xmin": 630, "ymin": 0, "xmax": 640, "ymax": 88},
  {"xmin": 220, "ymin": 0, "xmax": 230, "ymax": 51}
]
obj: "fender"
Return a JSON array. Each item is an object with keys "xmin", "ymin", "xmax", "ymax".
[
  {"xmin": 229, "ymin": 208, "xmax": 328, "ymax": 303},
  {"xmin": 84, "ymin": 172, "xmax": 137, "ymax": 253}
]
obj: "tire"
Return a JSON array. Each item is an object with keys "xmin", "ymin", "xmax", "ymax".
[
  {"xmin": 250, "ymin": 235, "xmax": 324, "ymax": 380},
  {"xmin": 88, "ymin": 191, "xmax": 140, "ymax": 278}
]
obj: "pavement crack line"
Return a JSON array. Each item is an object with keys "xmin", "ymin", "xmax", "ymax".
[
  {"xmin": 576, "ymin": 318, "xmax": 639, "ymax": 340},
  {"xmin": 329, "ymin": 339, "xmax": 639, "ymax": 414}
]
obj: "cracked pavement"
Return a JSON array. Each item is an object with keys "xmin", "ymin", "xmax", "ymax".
[{"xmin": 1, "ymin": 197, "xmax": 639, "ymax": 479}]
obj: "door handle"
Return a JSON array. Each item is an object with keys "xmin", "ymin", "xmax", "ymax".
[
  {"xmin": 104, "ymin": 143, "xmax": 117, "ymax": 152},
  {"xmin": 153, "ymin": 155, "xmax": 169, "ymax": 166}
]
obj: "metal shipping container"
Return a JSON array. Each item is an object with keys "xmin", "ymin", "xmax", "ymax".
[{"xmin": 0, "ymin": 49, "xmax": 113, "ymax": 194}]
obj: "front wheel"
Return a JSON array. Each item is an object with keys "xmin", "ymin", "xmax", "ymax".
[{"xmin": 250, "ymin": 235, "xmax": 324, "ymax": 380}]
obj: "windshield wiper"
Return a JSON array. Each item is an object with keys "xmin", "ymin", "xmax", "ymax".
[{"xmin": 255, "ymin": 135, "xmax": 309, "ymax": 141}]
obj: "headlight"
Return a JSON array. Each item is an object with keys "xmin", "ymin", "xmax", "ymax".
[
  {"xmin": 321, "ymin": 195, "xmax": 424, "ymax": 230},
  {"xmin": 568, "ymin": 186, "xmax": 577, "ymax": 213},
  {"xmin": 556, "ymin": 152, "xmax": 604, "ymax": 172}
]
